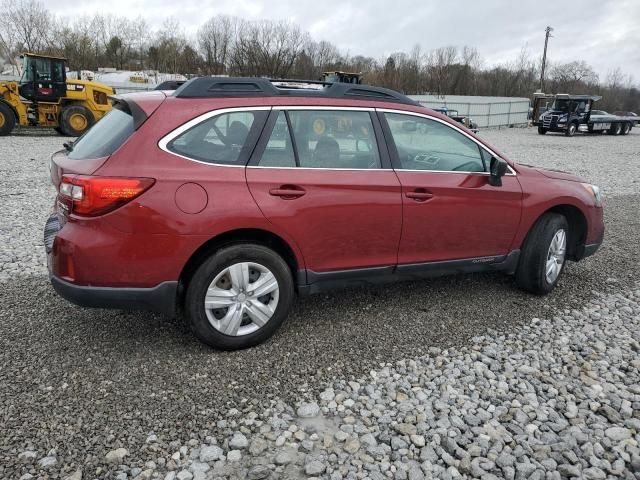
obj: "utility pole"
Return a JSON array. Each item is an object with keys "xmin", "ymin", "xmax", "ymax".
[{"xmin": 539, "ymin": 26, "xmax": 553, "ymax": 92}]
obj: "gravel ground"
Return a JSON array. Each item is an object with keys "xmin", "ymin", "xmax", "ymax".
[
  {"xmin": 0, "ymin": 127, "xmax": 639, "ymax": 479},
  {"xmin": 480, "ymin": 128, "xmax": 640, "ymax": 196},
  {"xmin": 0, "ymin": 129, "xmax": 57, "ymax": 281}
]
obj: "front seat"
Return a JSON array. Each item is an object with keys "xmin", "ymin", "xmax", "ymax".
[
  {"xmin": 311, "ymin": 136, "xmax": 340, "ymax": 167},
  {"xmin": 226, "ymin": 121, "xmax": 249, "ymax": 147}
]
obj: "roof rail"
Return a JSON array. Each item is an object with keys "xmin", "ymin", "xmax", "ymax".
[{"xmin": 173, "ymin": 77, "xmax": 420, "ymax": 106}]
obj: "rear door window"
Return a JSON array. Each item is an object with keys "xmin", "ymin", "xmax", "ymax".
[
  {"xmin": 67, "ymin": 104, "xmax": 134, "ymax": 160},
  {"xmin": 167, "ymin": 111, "xmax": 266, "ymax": 165},
  {"xmin": 286, "ymin": 110, "xmax": 381, "ymax": 169}
]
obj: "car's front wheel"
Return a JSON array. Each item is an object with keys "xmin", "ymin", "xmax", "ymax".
[
  {"xmin": 515, "ymin": 213, "xmax": 569, "ymax": 294},
  {"xmin": 185, "ymin": 244, "xmax": 294, "ymax": 350}
]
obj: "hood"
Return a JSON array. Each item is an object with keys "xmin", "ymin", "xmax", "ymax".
[{"xmin": 535, "ymin": 167, "xmax": 586, "ymax": 183}]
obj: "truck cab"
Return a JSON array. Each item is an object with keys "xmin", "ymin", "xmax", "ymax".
[
  {"xmin": 533, "ymin": 93, "xmax": 633, "ymax": 136},
  {"xmin": 533, "ymin": 93, "xmax": 597, "ymax": 136}
]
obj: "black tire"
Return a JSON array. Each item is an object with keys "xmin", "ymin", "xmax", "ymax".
[
  {"xmin": 59, "ymin": 105, "xmax": 94, "ymax": 137},
  {"xmin": 515, "ymin": 213, "xmax": 569, "ymax": 295},
  {"xmin": 621, "ymin": 123, "xmax": 631, "ymax": 135},
  {"xmin": 608, "ymin": 123, "xmax": 622, "ymax": 135},
  {"xmin": 54, "ymin": 126, "xmax": 66, "ymax": 136},
  {"xmin": 184, "ymin": 244, "xmax": 294, "ymax": 350},
  {"xmin": 565, "ymin": 122, "xmax": 577, "ymax": 136},
  {"xmin": 537, "ymin": 126, "xmax": 547, "ymax": 135},
  {"xmin": 0, "ymin": 102, "xmax": 16, "ymax": 136}
]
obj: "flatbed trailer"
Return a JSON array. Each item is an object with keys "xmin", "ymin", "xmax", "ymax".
[{"xmin": 532, "ymin": 93, "xmax": 634, "ymax": 136}]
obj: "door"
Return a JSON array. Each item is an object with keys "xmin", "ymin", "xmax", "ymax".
[
  {"xmin": 246, "ymin": 108, "xmax": 402, "ymax": 276},
  {"xmin": 380, "ymin": 110, "xmax": 522, "ymax": 265}
]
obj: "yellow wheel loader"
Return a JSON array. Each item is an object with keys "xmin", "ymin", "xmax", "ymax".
[{"xmin": 0, "ymin": 53, "xmax": 113, "ymax": 136}]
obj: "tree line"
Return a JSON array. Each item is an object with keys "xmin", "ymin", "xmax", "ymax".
[{"xmin": 1, "ymin": 0, "xmax": 638, "ymax": 112}]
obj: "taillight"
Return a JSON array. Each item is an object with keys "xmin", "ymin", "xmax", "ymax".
[{"xmin": 59, "ymin": 175, "xmax": 155, "ymax": 217}]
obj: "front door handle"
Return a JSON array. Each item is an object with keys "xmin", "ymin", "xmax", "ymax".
[
  {"xmin": 405, "ymin": 189, "xmax": 433, "ymax": 201},
  {"xmin": 269, "ymin": 185, "xmax": 306, "ymax": 199}
]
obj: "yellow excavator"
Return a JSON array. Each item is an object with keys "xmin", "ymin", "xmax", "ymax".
[{"xmin": 0, "ymin": 53, "xmax": 113, "ymax": 136}]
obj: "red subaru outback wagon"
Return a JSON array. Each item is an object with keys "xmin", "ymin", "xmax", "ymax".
[{"xmin": 45, "ymin": 78, "xmax": 604, "ymax": 350}]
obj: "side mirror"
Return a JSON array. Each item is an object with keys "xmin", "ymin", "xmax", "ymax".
[{"xmin": 488, "ymin": 157, "xmax": 508, "ymax": 187}]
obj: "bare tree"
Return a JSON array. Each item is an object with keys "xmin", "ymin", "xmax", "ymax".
[
  {"xmin": 54, "ymin": 16, "xmax": 96, "ymax": 73},
  {"xmin": 198, "ymin": 15, "xmax": 234, "ymax": 75},
  {"xmin": 426, "ymin": 46, "xmax": 458, "ymax": 96},
  {"xmin": 1, "ymin": 0, "xmax": 53, "ymax": 60},
  {"xmin": 0, "ymin": 1, "xmax": 19, "ymax": 68},
  {"xmin": 148, "ymin": 17, "xmax": 188, "ymax": 74},
  {"xmin": 0, "ymin": 2, "xmax": 638, "ymax": 112},
  {"xmin": 550, "ymin": 60, "xmax": 599, "ymax": 91}
]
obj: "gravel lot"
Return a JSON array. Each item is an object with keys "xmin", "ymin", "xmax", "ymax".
[{"xmin": 1, "ymin": 127, "xmax": 639, "ymax": 479}]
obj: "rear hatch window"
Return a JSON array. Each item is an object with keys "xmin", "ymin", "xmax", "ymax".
[{"xmin": 67, "ymin": 104, "xmax": 134, "ymax": 160}]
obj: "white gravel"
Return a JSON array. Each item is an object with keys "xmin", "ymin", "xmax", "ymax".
[
  {"xmin": 0, "ymin": 132, "xmax": 58, "ymax": 281},
  {"xmin": 23, "ymin": 284, "xmax": 635, "ymax": 480}
]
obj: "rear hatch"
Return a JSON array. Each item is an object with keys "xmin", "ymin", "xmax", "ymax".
[
  {"xmin": 50, "ymin": 92, "xmax": 166, "ymax": 219},
  {"xmin": 50, "ymin": 102, "xmax": 135, "ymax": 186},
  {"xmin": 49, "ymin": 91, "xmax": 166, "ymax": 186}
]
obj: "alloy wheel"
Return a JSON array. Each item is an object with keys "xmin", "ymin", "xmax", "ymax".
[{"xmin": 545, "ymin": 229, "xmax": 566, "ymax": 284}]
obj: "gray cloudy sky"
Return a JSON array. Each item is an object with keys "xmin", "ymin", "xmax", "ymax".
[{"xmin": 53, "ymin": 0, "xmax": 640, "ymax": 81}]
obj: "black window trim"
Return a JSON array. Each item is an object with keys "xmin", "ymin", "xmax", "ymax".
[
  {"xmin": 284, "ymin": 111, "xmax": 300, "ymax": 168},
  {"xmin": 247, "ymin": 109, "xmax": 298, "ymax": 168},
  {"xmin": 248, "ymin": 106, "xmax": 392, "ymax": 171},
  {"xmin": 158, "ymin": 106, "xmax": 271, "ymax": 167},
  {"xmin": 377, "ymin": 108, "xmax": 516, "ymax": 176}
]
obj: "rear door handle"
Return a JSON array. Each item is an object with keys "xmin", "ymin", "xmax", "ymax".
[
  {"xmin": 269, "ymin": 185, "xmax": 306, "ymax": 199},
  {"xmin": 405, "ymin": 189, "xmax": 433, "ymax": 201}
]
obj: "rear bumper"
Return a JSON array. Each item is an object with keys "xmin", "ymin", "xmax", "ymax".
[
  {"xmin": 50, "ymin": 275, "xmax": 177, "ymax": 316},
  {"xmin": 46, "ymin": 212, "xmax": 178, "ymax": 316}
]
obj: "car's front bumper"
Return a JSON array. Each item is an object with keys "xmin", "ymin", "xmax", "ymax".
[
  {"xmin": 582, "ymin": 242, "xmax": 602, "ymax": 258},
  {"xmin": 576, "ymin": 225, "xmax": 604, "ymax": 260}
]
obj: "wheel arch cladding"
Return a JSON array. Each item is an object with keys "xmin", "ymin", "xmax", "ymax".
[
  {"xmin": 177, "ymin": 228, "xmax": 301, "ymax": 301},
  {"xmin": 536, "ymin": 204, "xmax": 587, "ymax": 260}
]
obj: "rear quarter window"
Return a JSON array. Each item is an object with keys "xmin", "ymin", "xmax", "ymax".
[
  {"xmin": 67, "ymin": 104, "xmax": 134, "ymax": 160},
  {"xmin": 166, "ymin": 111, "xmax": 267, "ymax": 165}
]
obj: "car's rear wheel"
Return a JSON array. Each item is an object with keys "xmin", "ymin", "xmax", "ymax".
[
  {"xmin": 185, "ymin": 244, "xmax": 294, "ymax": 350},
  {"xmin": 515, "ymin": 213, "xmax": 569, "ymax": 294},
  {"xmin": 537, "ymin": 127, "xmax": 547, "ymax": 135}
]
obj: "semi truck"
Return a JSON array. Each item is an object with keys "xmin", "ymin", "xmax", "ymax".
[{"xmin": 532, "ymin": 93, "xmax": 634, "ymax": 136}]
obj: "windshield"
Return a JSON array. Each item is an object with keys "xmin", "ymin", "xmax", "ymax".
[
  {"xmin": 550, "ymin": 99, "xmax": 588, "ymax": 114},
  {"xmin": 67, "ymin": 104, "xmax": 134, "ymax": 160}
]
